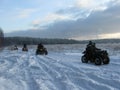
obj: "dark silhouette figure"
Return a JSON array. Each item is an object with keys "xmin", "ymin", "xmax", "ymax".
[
  {"xmin": 85, "ymin": 41, "xmax": 95, "ymax": 61},
  {"xmin": 22, "ymin": 44, "xmax": 28, "ymax": 51},
  {"xmin": 87, "ymin": 41, "xmax": 94, "ymax": 47},
  {"xmin": 36, "ymin": 43, "xmax": 48, "ymax": 55},
  {"xmin": 38, "ymin": 43, "xmax": 44, "ymax": 49}
]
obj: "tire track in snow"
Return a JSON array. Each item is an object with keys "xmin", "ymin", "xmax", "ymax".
[
  {"xmin": 29, "ymin": 56, "xmax": 58, "ymax": 90},
  {"xmin": 0, "ymin": 55, "xmax": 19, "ymax": 78},
  {"xmin": 37, "ymin": 56, "xmax": 84, "ymax": 90},
  {"xmin": 87, "ymin": 72, "xmax": 120, "ymax": 90},
  {"xmin": 0, "ymin": 48, "xmax": 120, "ymax": 90},
  {"xmin": 35, "ymin": 56, "xmax": 63, "ymax": 90},
  {"xmin": 6, "ymin": 53, "xmax": 40, "ymax": 90},
  {"xmin": 43, "ymin": 56, "xmax": 96, "ymax": 90},
  {"xmin": 42, "ymin": 55, "xmax": 120, "ymax": 90},
  {"xmin": 18, "ymin": 53, "xmax": 40, "ymax": 90},
  {"xmin": 0, "ymin": 52, "xmax": 30, "ymax": 90}
]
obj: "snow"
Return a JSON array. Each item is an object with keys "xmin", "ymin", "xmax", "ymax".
[{"xmin": 0, "ymin": 44, "xmax": 120, "ymax": 90}]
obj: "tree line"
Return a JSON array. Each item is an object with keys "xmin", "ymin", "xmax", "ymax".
[
  {"xmin": 3, "ymin": 37, "xmax": 120, "ymax": 46},
  {"xmin": 4, "ymin": 37, "xmax": 80, "ymax": 46}
]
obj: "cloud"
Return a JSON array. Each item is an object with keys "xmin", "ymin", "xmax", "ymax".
[
  {"xmin": 16, "ymin": 8, "xmax": 37, "ymax": 18},
  {"xmin": 75, "ymin": 0, "xmax": 114, "ymax": 11},
  {"xmin": 32, "ymin": 0, "xmax": 113, "ymax": 27},
  {"xmin": 76, "ymin": 0, "xmax": 97, "ymax": 9},
  {"xmin": 31, "ymin": 19, "xmax": 41, "ymax": 27},
  {"xmin": 99, "ymin": 33, "xmax": 120, "ymax": 39},
  {"xmin": 6, "ymin": 0, "xmax": 120, "ymax": 40},
  {"xmin": 31, "ymin": 13, "xmax": 72, "ymax": 28},
  {"xmin": 36, "ymin": 2, "xmax": 120, "ymax": 40},
  {"xmin": 55, "ymin": 0, "xmax": 116, "ymax": 20}
]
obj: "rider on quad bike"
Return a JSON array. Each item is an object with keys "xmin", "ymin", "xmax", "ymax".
[
  {"xmin": 85, "ymin": 41, "xmax": 100, "ymax": 62},
  {"xmin": 81, "ymin": 41, "xmax": 110, "ymax": 65},
  {"xmin": 22, "ymin": 44, "xmax": 28, "ymax": 51},
  {"xmin": 36, "ymin": 43, "xmax": 48, "ymax": 55},
  {"xmin": 13, "ymin": 45, "xmax": 18, "ymax": 50}
]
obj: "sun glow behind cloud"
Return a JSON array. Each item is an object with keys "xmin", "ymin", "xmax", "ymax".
[
  {"xmin": 70, "ymin": 33, "xmax": 120, "ymax": 40},
  {"xmin": 76, "ymin": 0, "xmax": 110, "ymax": 11},
  {"xmin": 99, "ymin": 33, "xmax": 120, "ymax": 39}
]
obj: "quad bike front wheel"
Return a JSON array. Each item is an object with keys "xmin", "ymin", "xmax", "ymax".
[
  {"xmin": 81, "ymin": 56, "xmax": 88, "ymax": 63},
  {"xmin": 103, "ymin": 57, "xmax": 110, "ymax": 64},
  {"xmin": 95, "ymin": 57, "xmax": 102, "ymax": 65}
]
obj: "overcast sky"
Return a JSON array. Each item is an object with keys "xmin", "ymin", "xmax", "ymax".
[{"xmin": 1, "ymin": 0, "xmax": 120, "ymax": 40}]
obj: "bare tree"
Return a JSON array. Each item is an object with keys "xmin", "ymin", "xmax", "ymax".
[{"xmin": 0, "ymin": 28, "xmax": 4, "ymax": 50}]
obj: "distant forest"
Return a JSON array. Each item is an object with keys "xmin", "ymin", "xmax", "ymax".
[
  {"xmin": 4, "ymin": 37, "xmax": 79, "ymax": 46},
  {"xmin": 4, "ymin": 37, "xmax": 120, "ymax": 46}
]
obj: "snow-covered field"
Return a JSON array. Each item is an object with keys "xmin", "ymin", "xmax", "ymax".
[{"xmin": 0, "ymin": 44, "xmax": 120, "ymax": 90}]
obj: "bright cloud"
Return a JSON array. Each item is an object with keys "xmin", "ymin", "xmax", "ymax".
[
  {"xmin": 76, "ymin": 0, "xmax": 113, "ymax": 11},
  {"xmin": 32, "ymin": 13, "xmax": 72, "ymax": 27},
  {"xmin": 16, "ymin": 8, "xmax": 38, "ymax": 18},
  {"xmin": 99, "ymin": 33, "xmax": 120, "ymax": 39}
]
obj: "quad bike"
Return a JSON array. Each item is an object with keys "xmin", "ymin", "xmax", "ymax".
[
  {"xmin": 12, "ymin": 45, "xmax": 18, "ymax": 50},
  {"xmin": 81, "ymin": 49, "xmax": 110, "ymax": 65},
  {"xmin": 22, "ymin": 44, "xmax": 28, "ymax": 51},
  {"xmin": 13, "ymin": 47, "xmax": 18, "ymax": 50},
  {"xmin": 36, "ymin": 47, "xmax": 48, "ymax": 55},
  {"xmin": 22, "ymin": 47, "xmax": 28, "ymax": 51}
]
